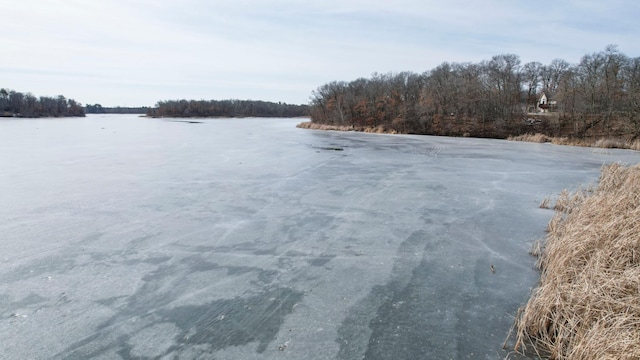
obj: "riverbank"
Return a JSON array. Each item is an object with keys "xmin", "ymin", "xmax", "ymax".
[
  {"xmin": 296, "ymin": 121, "xmax": 401, "ymax": 134},
  {"xmin": 512, "ymin": 163, "xmax": 640, "ymax": 359},
  {"xmin": 297, "ymin": 121, "xmax": 640, "ymax": 151},
  {"xmin": 508, "ymin": 133, "xmax": 640, "ymax": 151}
]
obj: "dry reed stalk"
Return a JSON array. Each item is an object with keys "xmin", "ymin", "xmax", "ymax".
[
  {"xmin": 545, "ymin": 212, "xmax": 563, "ymax": 234},
  {"xmin": 552, "ymin": 187, "xmax": 589, "ymax": 214},
  {"xmin": 512, "ymin": 163, "xmax": 640, "ymax": 359},
  {"xmin": 529, "ymin": 239, "xmax": 544, "ymax": 257},
  {"xmin": 539, "ymin": 197, "xmax": 552, "ymax": 209}
]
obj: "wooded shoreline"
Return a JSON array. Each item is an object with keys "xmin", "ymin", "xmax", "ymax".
[
  {"xmin": 0, "ymin": 88, "xmax": 84, "ymax": 118},
  {"xmin": 307, "ymin": 46, "xmax": 640, "ymax": 143}
]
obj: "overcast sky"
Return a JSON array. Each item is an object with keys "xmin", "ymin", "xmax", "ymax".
[{"xmin": 2, "ymin": 0, "xmax": 639, "ymax": 107}]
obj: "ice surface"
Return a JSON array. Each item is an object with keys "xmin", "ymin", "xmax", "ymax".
[{"xmin": 1, "ymin": 115, "xmax": 639, "ymax": 359}]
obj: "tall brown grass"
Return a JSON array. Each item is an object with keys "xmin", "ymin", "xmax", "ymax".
[
  {"xmin": 509, "ymin": 133, "xmax": 640, "ymax": 151},
  {"xmin": 629, "ymin": 139, "xmax": 640, "ymax": 151},
  {"xmin": 296, "ymin": 121, "xmax": 354, "ymax": 131},
  {"xmin": 301, "ymin": 124, "xmax": 640, "ymax": 152},
  {"xmin": 508, "ymin": 133, "xmax": 550, "ymax": 143},
  {"xmin": 296, "ymin": 121, "xmax": 399, "ymax": 134},
  {"xmin": 593, "ymin": 138, "xmax": 627, "ymax": 149},
  {"xmin": 511, "ymin": 163, "xmax": 640, "ymax": 359}
]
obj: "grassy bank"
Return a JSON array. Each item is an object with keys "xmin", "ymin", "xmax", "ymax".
[
  {"xmin": 512, "ymin": 163, "xmax": 640, "ymax": 359},
  {"xmin": 508, "ymin": 133, "xmax": 640, "ymax": 151},
  {"xmin": 296, "ymin": 121, "xmax": 401, "ymax": 134},
  {"xmin": 298, "ymin": 122, "xmax": 640, "ymax": 151}
]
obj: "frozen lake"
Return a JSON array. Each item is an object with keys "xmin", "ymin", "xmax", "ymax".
[{"xmin": 1, "ymin": 114, "xmax": 639, "ymax": 359}]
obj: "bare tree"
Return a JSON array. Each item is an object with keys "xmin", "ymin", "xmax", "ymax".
[{"xmin": 522, "ymin": 62, "xmax": 542, "ymax": 112}]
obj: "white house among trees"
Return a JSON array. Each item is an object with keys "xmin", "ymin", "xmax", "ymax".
[{"xmin": 537, "ymin": 91, "xmax": 556, "ymax": 113}]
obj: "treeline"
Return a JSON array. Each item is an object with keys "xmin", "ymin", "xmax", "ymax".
[
  {"xmin": 0, "ymin": 88, "xmax": 84, "ymax": 118},
  {"xmin": 147, "ymin": 99, "xmax": 310, "ymax": 118},
  {"xmin": 85, "ymin": 104, "xmax": 150, "ymax": 114},
  {"xmin": 309, "ymin": 45, "xmax": 640, "ymax": 139}
]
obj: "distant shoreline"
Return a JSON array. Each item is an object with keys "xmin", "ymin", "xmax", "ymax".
[{"xmin": 147, "ymin": 115, "xmax": 311, "ymax": 119}]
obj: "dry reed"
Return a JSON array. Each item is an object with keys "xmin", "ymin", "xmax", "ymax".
[
  {"xmin": 508, "ymin": 133, "xmax": 550, "ymax": 143},
  {"xmin": 594, "ymin": 138, "xmax": 627, "ymax": 149},
  {"xmin": 296, "ymin": 121, "xmax": 399, "ymax": 134},
  {"xmin": 629, "ymin": 140, "xmax": 640, "ymax": 151},
  {"xmin": 549, "ymin": 137, "xmax": 592, "ymax": 147},
  {"xmin": 296, "ymin": 122, "xmax": 354, "ymax": 131},
  {"xmin": 512, "ymin": 163, "xmax": 640, "ymax": 359},
  {"xmin": 539, "ymin": 197, "xmax": 552, "ymax": 209},
  {"xmin": 509, "ymin": 133, "xmax": 640, "ymax": 151},
  {"xmin": 300, "ymin": 123, "xmax": 640, "ymax": 152}
]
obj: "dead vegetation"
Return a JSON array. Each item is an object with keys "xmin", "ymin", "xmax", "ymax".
[
  {"xmin": 296, "ymin": 121, "xmax": 399, "ymax": 134},
  {"xmin": 508, "ymin": 133, "xmax": 640, "ymax": 151},
  {"xmin": 539, "ymin": 197, "xmax": 552, "ymax": 209},
  {"xmin": 509, "ymin": 133, "xmax": 551, "ymax": 143},
  {"xmin": 511, "ymin": 163, "xmax": 640, "ymax": 359},
  {"xmin": 301, "ymin": 123, "xmax": 640, "ymax": 152}
]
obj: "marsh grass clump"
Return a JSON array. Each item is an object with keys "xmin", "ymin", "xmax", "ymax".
[
  {"xmin": 508, "ymin": 133, "xmax": 550, "ymax": 143},
  {"xmin": 296, "ymin": 122, "xmax": 354, "ymax": 131},
  {"xmin": 594, "ymin": 138, "xmax": 627, "ymax": 149},
  {"xmin": 512, "ymin": 163, "xmax": 640, "ymax": 359},
  {"xmin": 629, "ymin": 139, "xmax": 640, "ymax": 151},
  {"xmin": 539, "ymin": 196, "xmax": 552, "ymax": 209},
  {"xmin": 296, "ymin": 121, "xmax": 398, "ymax": 134},
  {"xmin": 509, "ymin": 134, "xmax": 640, "ymax": 151},
  {"xmin": 552, "ymin": 187, "xmax": 591, "ymax": 214}
]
